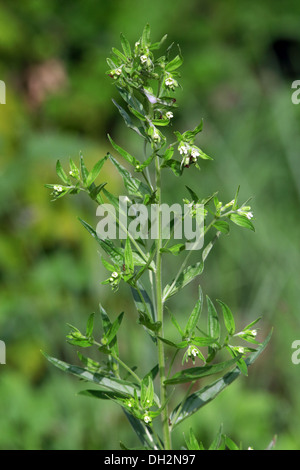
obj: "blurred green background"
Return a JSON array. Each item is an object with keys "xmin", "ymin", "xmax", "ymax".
[{"xmin": 1, "ymin": 0, "xmax": 300, "ymax": 450}]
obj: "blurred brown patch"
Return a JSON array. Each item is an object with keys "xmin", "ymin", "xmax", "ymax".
[{"xmin": 25, "ymin": 59, "xmax": 68, "ymax": 108}]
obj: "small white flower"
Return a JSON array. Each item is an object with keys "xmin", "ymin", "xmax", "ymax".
[
  {"xmin": 248, "ymin": 446, "xmax": 253, "ymax": 450},
  {"xmin": 140, "ymin": 55, "xmax": 148, "ymax": 64},
  {"xmin": 54, "ymin": 185, "xmax": 63, "ymax": 192},
  {"xmin": 166, "ymin": 111, "xmax": 173, "ymax": 119},
  {"xmin": 135, "ymin": 41, "xmax": 140, "ymax": 48},
  {"xmin": 179, "ymin": 143, "xmax": 190, "ymax": 155},
  {"xmin": 165, "ymin": 77, "xmax": 175, "ymax": 87},
  {"xmin": 191, "ymin": 147, "xmax": 200, "ymax": 158},
  {"xmin": 237, "ymin": 347, "xmax": 245, "ymax": 354},
  {"xmin": 251, "ymin": 329, "xmax": 257, "ymax": 336},
  {"xmin": 143, "ymin": 414, "xmax": 151, "ymax": 424},
  {"xmin": 153, "ymin": 131, "xmax": 160, "ymax": 142},
  {"xmin": 187, "ymin": 346, "xmax": 199, "ymax": 357},
  {"xmin": 111, "ymin": 271, "xmax": 119, "ymax": 279},
  {"xmin": 237, "ymin": 208, "xmax": 253, "ymax": 220},
  {"xmin": 109, "ymin": 68, "xmax": 122, "ymax": 79}
]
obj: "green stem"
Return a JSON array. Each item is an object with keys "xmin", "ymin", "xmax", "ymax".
[
  {"xmin": 162, "ymin": 217, "xmax": 218, "ymax": 302},
  {"xmin": 155, "ymin": 154, "xmax": 172, "ymax": 450},
  {"xmin": 93, "ymin": 340, "xmax": 141, "ymax": 384},
  {"xmin": 111, "ymin": 353, "xmax": 142, "ymax": 384},
  {"xmin": 134, "ymin": 242, "xmax": 157, "ymax": 282}
]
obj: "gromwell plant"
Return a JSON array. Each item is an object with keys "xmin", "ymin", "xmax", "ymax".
[{"xmin": 44, "ymin": 25, "xmax": 271, "ymax": 451}]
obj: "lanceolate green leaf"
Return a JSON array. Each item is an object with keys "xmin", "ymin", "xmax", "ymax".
[
  {"xmin": 209, "ymin": 425, "xmax": 223, "ymax": 450},
  {"xmin": 109, "ymin": 154, "xmax": 150, "ymax": 198},
  {"xmin": 185, "ymin": 428, "xmax": 204, "ymax": 450},
  {"xmin": 116, "ymin": 85, "xmax": 146, "ymax": 116},
  {"xmin": 165, "ymin": 356, "xmax": 241, "ymax": 385},
  {"xmin": 168, "ymin": 310, "xmax": 184, "ymax": 337},
  {"xmin": 85, "ymin": 313, "xmax": 95, "ymax": 337},
  {"xmin": 185, "ymin": 186, "xmax": 199, "ymax": 203},
  {"xmin": 183, "ymin": 286, "xmax": 203, "ymax": 337},
  {"xmin": 213, "ymin": 220, "xmax": 230, "ymax": 234},
  {"xmin": 161, "ymin": 159, "xmax": 183, "ymax": 177},
  {"xmin": 120, "ymin": 33, "xmax": 131, "ymax": 57},
  {"xmin": 79, "ymin": 217, "xmax": 148, "ymax": 268},
  {"xmin": 163, "ymin": 261, "xmax": 204, "ymax": 301},
  {"xmin": 141, "ymin": 23, "xmax": 151, "ymax": 48},
  {"xmin": 112, "ymin": 99, "xmax": 145, "ymax": 139},
  {"xmin": 128, "ymin": 106, "xmax": 147, "ymax": 121},
  {"xmin": 124, "ymin": 236, "xmax": 134, "ymax": 272},
  {"xmin": 165, "ymin": 54, "xmax": 183, "ymax": 72},
  {"xmin": 182, "ymin": 120, "xmax": 203, "ymax": 143},
  {"xmin": 229, "ymin": 213, "xmax": 255, "ymax": 231},
  {"xmin": 104, "ymin": 312, "xmax": 124, "ymax": 345},
  {"xmin": 79, "ymin": 389, "xmax": 126, "ymax": 400},
  {"xmin": 112, "ymin": 47, "xmax": 127, "ymax": 62},
  {"xmin": 202, "ymin": 232, "xmax": 221, "ymax": 262},
  {"xmin": 80, "ymin": 153, "xmax": 89, "ymax": 185},
  {"xmin": 169, "ymin": 330, "xmax": 272, "ymax": 428},
  {"xmin": 79, "ymin": 217, "xmax": 124, "ymax": 266},
  {"xmin": 217, "ymin": 300, "xmax": 235, "ymax": 335},
  {"xmin": 79, "ymin": 389, "xmax": 162, "ymax": 450},
  {"xmin": 108, "ymin": 135, "xmax": 140, "ymax": 167},
  {"xmin": 86, "ymin": 155, "xmax": 108, "ymax": 187},
  {"xmin": 42, "ymin": 352, "xmax": 140, "ymax": 395},
  {"xmin": 160, "ymin": 243, "xmax": 185, "ymax": 256},
  {"xmin": 123, "ymin": 409, "xmax": 162, "ymax": 450},
  {"xmin": 157, "ymin": 336, "xmax": 188, "ymax": 349},
  {"xmin": 207, "ymin": 296, "xmax": 220, "ymax": 341},
  {"xmin": 131, "ymin": 281, "xmax": 156, "ymax": 323},
  {"xmin": 149, "ymin": 33, "xmax": 168, "ymax": 50},
  {"xmin": 192, "ymin": 336, "xmax": 219, "ymax": 347},
  {"xmin": 56, "ymin": 160, "xmax": 70, "ymax": 184}
]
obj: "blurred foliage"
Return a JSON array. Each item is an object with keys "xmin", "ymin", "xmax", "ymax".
[{"xmin": 0, "ymin": 0, "xmax": 300, "ymax": 449}]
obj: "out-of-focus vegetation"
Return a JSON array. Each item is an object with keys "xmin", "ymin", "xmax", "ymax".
[{"xmin": 0, "ymin": 0, "xmax": 300, "ymax": 450}]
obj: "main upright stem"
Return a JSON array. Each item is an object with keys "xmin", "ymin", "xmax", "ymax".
[{"xmin": 155, "ymin": 155, "xmax": 172, "ymax": 450}]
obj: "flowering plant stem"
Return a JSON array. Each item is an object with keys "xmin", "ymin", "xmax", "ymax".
[
  {"xmin": 155, "ymin": 154, "xmax": 172, "ymax": 450},
  {"xmin": 44, "ymin": 25, "xmax": 271, "ymax": 451}
]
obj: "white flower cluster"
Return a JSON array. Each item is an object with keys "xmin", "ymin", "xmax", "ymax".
[
  {"xmin": 237, "ymin": 207, "xmax": 254, "ymax": 220},
  {"xmin": 140, "ymin": 54, "xmax": 152, "ymax": 68},
  {"xmin": 188, "ymin": 346, "xmax": 199, "ymax": 357},
  {"xmin": 178, "ymin": 142, "xmax": 200, "ymax": 167},
  {"xmin": 152, "ymin": 129, "xmax": 161, "ymax": 143},
  {"xmin": 164, "ymin": 75, "xmax": 178, "ymax": 91},
  {"xmin": 109, "ymin": 67, "xmax": 122, "ymax": 79},
  {"xmin": 166, "ymin": 111, "xmax": 173, "ymax": 120},
  {"xmin": 109, "ymin": 271, "xmax": 120, "ymax": 290}
]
